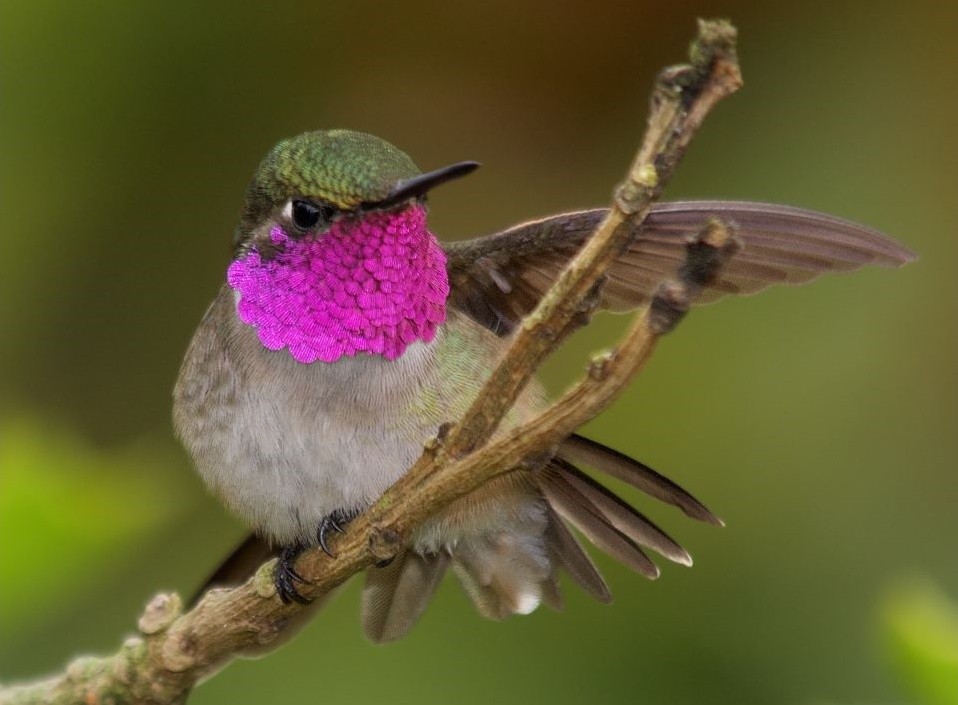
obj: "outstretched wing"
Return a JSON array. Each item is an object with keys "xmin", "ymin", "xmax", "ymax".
[{"xmin": 444, "ymin": 201, "xmax": 916, "ymax": 336}]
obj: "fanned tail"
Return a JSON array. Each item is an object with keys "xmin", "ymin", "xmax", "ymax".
[
  {"xmin": 194, "ymin": 434, "xmax": 720, "ymax": 644},
  {"xmin": 363, "ymin": 434, "xmax": 719, "ymax": 641},
  {"xmin": 540, "ymin": 434, "xmax": 721, "ymax": 590}
]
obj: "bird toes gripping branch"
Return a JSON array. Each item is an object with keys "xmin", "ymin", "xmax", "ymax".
[
  {"xmin": 317, "ymin": 508, "xmax": 359, "ymax": 556},
  {"xmin": 275, "ymin": 544, "xmax": 312, "ymax": 605},
  {"xmin": 275, "ymin": 508, "xmax": 361, "ymax": 604}
]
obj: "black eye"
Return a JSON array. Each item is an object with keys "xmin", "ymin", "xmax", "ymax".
[
  {"xmin": 291, "ymin": 199, "xmax": 321, "ymax": 230},
  {"xmin": 290, "ymin": 199, "xmax": 338, "ymax": 231}
]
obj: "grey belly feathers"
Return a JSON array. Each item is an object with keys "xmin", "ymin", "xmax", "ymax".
[{"xmin": 175, "ymin": 286, "xmax": 713, "ymax": 643}]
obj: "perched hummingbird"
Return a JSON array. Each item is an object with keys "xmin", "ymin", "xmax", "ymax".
[{"xmin": 174, "ymin": 129, "xmax": 914, "ymax": 643}]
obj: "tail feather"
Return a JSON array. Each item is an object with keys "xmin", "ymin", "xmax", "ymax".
[
  {"xmin": 540, "ymin": 466, "xmax": 660, "ymax": 579},
  {"xmin": 362, "ymin": 550, "xmax": 450, "ymax": 643},
  {"xmin": 541, "ymin": 505, "xmax": 611, "ymax": 603},
  {"xmin": 558, "ymin": 434, "xmax": 723, "ymax": 526},
  {"xmin": 551, "ymin": 459, "xmax": 693, "ymax": 566},
  {"xmin": 541, "ymin": 571, "xmax": 564, "ymax": 611}
]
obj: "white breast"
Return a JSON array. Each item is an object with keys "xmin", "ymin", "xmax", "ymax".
[{"xmin": 175, "ymin": 290, "xmax": 448, "ymax": 545}]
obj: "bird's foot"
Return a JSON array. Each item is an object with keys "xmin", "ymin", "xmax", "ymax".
[
  {"xmin": 274, "ymin": 544, "xmax": 312, "ymax": 605},
  {"xmin": 274, "ymin": 510, "xmax": 359, "ymax": 603},
  {"xmin": 317, "ymin": 508, "xmax": 358, "ymax": 556}
]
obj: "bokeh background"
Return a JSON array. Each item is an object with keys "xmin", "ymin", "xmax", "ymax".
[{"xmin": 2, "ymin": 2, "xmax": 956, "ymax": 704}]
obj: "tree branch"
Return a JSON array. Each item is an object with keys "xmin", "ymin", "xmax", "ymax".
[{"xmin": 0, "ymin": 19, "xmax": 742, "ymax": 705}]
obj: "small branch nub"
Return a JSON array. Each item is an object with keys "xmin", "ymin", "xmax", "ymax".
[{"xmin": 652, "ymin": 218, "xmax": 741, "ymax": 334}]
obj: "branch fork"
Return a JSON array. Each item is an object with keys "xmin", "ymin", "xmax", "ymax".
[{"xmin": 0, "ymin": 19, "xmax": 742, "ymax": 705}]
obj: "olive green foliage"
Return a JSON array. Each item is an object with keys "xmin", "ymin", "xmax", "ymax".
[
  {"xmin": 882, "ymin": 581, "xmax": 958, "ymax": 705},
  {"xmin": 0, "ymin": 417, "xmax": 184, "ymax": 628}
]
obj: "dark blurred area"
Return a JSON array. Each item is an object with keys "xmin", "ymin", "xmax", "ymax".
[{"xmin": 2, "ymin": 2, "xmax": 956, "ymax": 704}]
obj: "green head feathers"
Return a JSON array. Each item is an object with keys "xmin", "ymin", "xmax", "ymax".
[
  {"xmin": 236, "ymin": 130, "xmax": 479, "ymax": 250},
  {"xmin": 243, "ymin": 130, "xmax": 421, "ymax": 220}
]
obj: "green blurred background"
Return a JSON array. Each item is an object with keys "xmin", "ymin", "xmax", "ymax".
[{"xmin": 2, "ymin": 1, "xmax": 956, "ymax": 703}]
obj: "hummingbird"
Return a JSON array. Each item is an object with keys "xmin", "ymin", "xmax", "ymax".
[{"xmin": 174, "ymin": 129, "xmax": 914, "ymax": 643}]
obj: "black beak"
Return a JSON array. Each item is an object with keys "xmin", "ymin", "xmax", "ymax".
[{"xmin": 371, "ymin": 161, "xmax": 480, "ymax": 208}]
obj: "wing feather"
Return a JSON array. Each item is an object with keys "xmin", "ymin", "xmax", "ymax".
[{"xmin": 445, "ymin": 201, "xmax": 915, "ymax": 335}]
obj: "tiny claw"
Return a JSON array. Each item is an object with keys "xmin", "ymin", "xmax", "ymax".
[
  {"xmin": 275, "ymin": 545, "xmax": 313, "ymax": 605},
  {"xmin": 316, "ymin": 509, "xmax": 357, "ymax": 557},
  {"xmin": 317, "ymin": 517, "xmax": 336, "ymax": 557},
  {"xmin": 286, "ymin": 564, "xmax": 308, "ymax": 585}
]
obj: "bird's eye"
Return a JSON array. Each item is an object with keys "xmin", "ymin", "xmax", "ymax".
[{"xmin": 291, "ymin": 199, "xmax": 323, "ymax": 230}]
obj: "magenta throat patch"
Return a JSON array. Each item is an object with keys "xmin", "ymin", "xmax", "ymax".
[{"xmin": 227, "ymin": 205, "xmax": 449, "ymax": 363}]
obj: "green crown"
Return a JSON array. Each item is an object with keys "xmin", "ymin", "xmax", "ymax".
[{"xmin": 246, "ymin": 129, "xmax": 421, "ymax": 213}]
